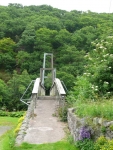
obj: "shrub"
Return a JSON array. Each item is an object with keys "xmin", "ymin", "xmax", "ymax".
[
  {"xmin": 0, "ymin": 110, "xmax": 25, "ymax": 117},
  {"xmin": 14, "ymin": 112, "xmax": 26, "ymax": 135},
  {"xmin": 101, "ymin": 126, "xmax": 106, "ymax": 134},
  {"xmin": 0, "ymin": 110, "xmax": 9, "ymax": 116},
  {"xmin": 58, "ymin": 105, "xmax": 68, "ymax": 122},
  {"xmin": 94, "ymin": 136, "xmax": 108, "ymax": 150},
  {"xmin": 18, "ymin": 116, "xmax": 24, "ymax": 123},
  {"xmin": 109, "ymin": 125, "xmax": 113, "ymax": 131},
  {"xmin": 75, "ymin": 126, "xmax": 94, "ymax": 150},
  {"xmin": 9, "ymin": 111, "xmax": 24, "ymax": 117},
  {"xmin": 69, "ymin": 76, "xmax": 96, "ymax": 102},
  {"xmin": 75, "ymin": 139, "xmax": 94, "ymax": 150},
  {"xmin": 14, "ymin": 122, "xmax": 22, "ymax": 134}
]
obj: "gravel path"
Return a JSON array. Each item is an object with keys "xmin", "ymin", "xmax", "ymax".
[
  {"xmin": 0, "ymin": 126, "xmax": 11, "ymax": 136},
  {"xmin": 23, "ymin": 100, "xmax": 66, "ymax": 144}
]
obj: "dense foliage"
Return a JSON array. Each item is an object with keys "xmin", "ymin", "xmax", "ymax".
[{"xmin": 0, "ymin": 3, "xmax": 113, "ymax": 110}]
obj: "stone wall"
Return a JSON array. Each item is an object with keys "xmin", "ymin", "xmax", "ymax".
[
  {"xmin": 68, "ymin": 108, "xmax": 113, "ymax": 141},
  {"xmin": 15, "ymin": 95, "xmax": 35, "ymax": 145}
]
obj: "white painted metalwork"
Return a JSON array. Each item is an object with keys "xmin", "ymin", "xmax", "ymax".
[
  {"xmin": 61, "ymin": 80, "xmax": 68, "ymax": 92},
  {"xmin": 20, "ymin": 80, "xmax": 35, "ymax": 105},
  {"xmin": 42, "ymin": 53, "xmax": 54, "ymax": 85},
  {"xmin": 55, "ymin": 78, "xmax": 66, "ymax": 95},
  {"xmin": 32, "ymin": 78, "xmax": 40, "ymax": 94}
]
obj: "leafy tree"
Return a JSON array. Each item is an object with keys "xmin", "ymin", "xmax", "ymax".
[
  {"xmin": 0, "ymin": 79, "xmax": 10, "ymax": 110},
  {"xmin": 16, "ymin": 51, "xmax": 42, "ymax": 75},
  {"xmin": 17, "ymin": 25, "xmax": 36, "ymax": 52},
  {"xmin": 70, "ymin": 36, "xmax": 113, "ymax": 102},
  {"xmin": 0, "ymin": 53, "xmax": 16, "ymax": 71},
  {"xmin": 0, "ymin": 38, "xmax": 16, "ymax": 71},
  {"xmin": 7, "ymin": 70, "xmax": 31, "ymax": 111},
  {"xmin": 71, "ymin": 26, "xmax": 97, "ymax": 51},
  {"xmin": 84, "ymin": 36, "xmax": 113, "ymax": 97},
  {"xmin": 53, "ymin": 29, "xmax": 71, "ymax": 49},
  {"xmin": 57, "ymin": 71, "xmax": 75, "ymax": 90},
  {"xmin": 35, "ymin": 28, "xmax": 57, "ymax": 53},
  {"xmin": 0, "ymin": 38, "xmax": 16, "ymax": 54},
  {"xmin": 16, "ymin": 51, "xmax": 30, "ymax": 72},
  {"xmin": 63, "ymin": 11, "xmax": 82, "ymax": 33}
]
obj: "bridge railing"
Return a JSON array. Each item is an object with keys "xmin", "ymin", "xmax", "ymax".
[
  {"xmin": 50, "ymin": 78, "xmax": 66, "ymax": 107},
  {"xmin": 32, "ymin": 78, "xmax": 45, "ymax": 108},
  {"xmin": 28, "ymin": 78, "xmax": 45, "ymax": 119},
  {"xmin": 20, "ymin": 78, "xmax": 45, "ymax": 105},
  {"xmin": 20, "ymin": 80, "xmax": 35, "ymax": 105}
]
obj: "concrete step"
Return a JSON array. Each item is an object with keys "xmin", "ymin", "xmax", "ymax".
[{"xmin": 37, "ymin": 96, "xmax": 58, "ymax": 100}]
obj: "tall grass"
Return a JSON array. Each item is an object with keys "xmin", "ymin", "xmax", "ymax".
[{"xmin": 75, "ymin": 100, "xmax": 113, "ymax": 120}]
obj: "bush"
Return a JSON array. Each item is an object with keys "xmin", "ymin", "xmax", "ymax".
[
  {"xmin": 0, "ymin": 110, "xmax": 25, "ymax": 117},
  {"xmin": 69, "ymin": 76, "xmax": 96, "ymax": 102},
  {"xmin": 9, "ymin": 111, "xmax": 24, "ymax": 117},
  {"xmin": 94, "ymin": 136, "xmax": 108, "ymax": 150},
  {"xmin": 14, "ymin": 114, "xmax": 25, "ymax": 135},
  {"xmin": 58, "ymin": 105, "xmax": 68, "ymax": 122},
  {"xmin": 94, "ymin": 136, "xmax": 113, "ymax": 150},
  {"xmin": 18, "ymin": 116, "xmax": 24, "ymax": 123},
  {"xmin": 75, "ymin": 139, "xmax": 94, "ymax": 150},
  {"xmin": 0, "ymin": 110, "xmax": 9, "ymax": 116},
  {"xmin": 14, "ymin": 122, "xmax": 22, "ymax": 134}
]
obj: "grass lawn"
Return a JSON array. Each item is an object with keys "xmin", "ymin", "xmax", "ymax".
[
  {"xmin": 0, "ymin": 116, "xmax": 18, "ymax": 150},
  {"xmin": 0, "ymin": 116, "xmax": 18, "ymax": 126},
  {"xmin": 14, "ymin": 141, "xmax": 78, "ymax": 150}
]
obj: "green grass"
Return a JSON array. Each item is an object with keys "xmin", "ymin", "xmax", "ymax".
[
  {"xmin": 75, "ymin": 99, "xmax": 113, "ymax": 120},
  {"xmin": 14, "ymin": 141, "xmax": 78, "ymax": 150},
  {"xmin": 0, "ymin": 117, "xmax": 18, "ymax": 150},
  {"xmin": 0, "ymin": 116, "xmax": 18, "ymax": 126}
]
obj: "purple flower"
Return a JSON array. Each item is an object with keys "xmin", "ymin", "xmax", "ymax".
[{"xmin": 79, "ymin": 126, "xmax": 91, "ymax": 140}]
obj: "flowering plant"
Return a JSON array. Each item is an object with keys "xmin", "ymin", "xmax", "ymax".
[{"xmin": 79, "ymin": 126, "xmax": 91, "ymax": 140}]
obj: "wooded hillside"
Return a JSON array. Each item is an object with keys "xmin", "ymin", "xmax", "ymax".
[{"xmin": 0, "ymin": 3, "xmax": 113, "ymax": 110}]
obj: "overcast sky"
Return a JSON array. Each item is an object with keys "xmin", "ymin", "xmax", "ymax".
[{"xmin": 0, "ymin": 0, "xmax": 113, "ymax": 13}]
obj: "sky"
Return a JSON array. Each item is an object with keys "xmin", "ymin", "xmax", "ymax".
[{"xmin": 0, "ymin": 0, "xmax": 113, "ymax": 13}]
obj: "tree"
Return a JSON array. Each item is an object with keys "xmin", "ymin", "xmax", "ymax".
[
  {"xmin": 71, "ymin": 26, "xmax": 97, "ymax": 52},
  {"xmin": 57, "ymin": 71, "xmax": 75, "ymax": 90},
  {"xmin": 0, "ymin": 38, "xmax": 16, "ymax": 71},
  {"xmin": 17, "ymin": 25, "xmax": 36, "ymax": 52},
  {"xmin": 70, "ymin": 36, "xmax": 113, "ymax": 102},
  {"xmin": 7, "ymin": 70, "xmax": 31, "ymax": 111},
  {"xmin": 35, "ymin": 28, "xmax": 57, "ymax": 53},
  {"xmin": 0, "ymin": 38, "xmax": 16, "ymax": 54},
  {"xmin": 0, "ymin": 79, "xmax": 10, "ymax": 110},
  {"xmin": 84, "ymin": 36, "xmax": 113, "ymax": 96}
]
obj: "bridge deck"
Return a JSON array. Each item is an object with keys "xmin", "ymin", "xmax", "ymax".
[{"xmin": 23, "ymin": 99, "xmax": 66, "ymax": 144}]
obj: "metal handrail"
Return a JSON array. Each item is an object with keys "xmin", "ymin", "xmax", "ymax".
[
  {"xmin": 61, "ymin": 81, "xmax": 68, "ymax": 93},
  {"xmin": 54, "ymin": 78, "xmax": 66, "ymax": 107},
  {"xmin": 20, "ymin": 80, "xmax": 35, "ymax": 105}
]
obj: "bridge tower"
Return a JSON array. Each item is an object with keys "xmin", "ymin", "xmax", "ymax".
[{"xmin": 40, "ymin": 53, "xmax": 56, "ymax": 95}]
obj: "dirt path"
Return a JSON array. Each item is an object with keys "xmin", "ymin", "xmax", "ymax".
[
  {"xmin": 23, "ymin": 100, "xmax": 66, "ymax": 144},
  {"xmin": 0, "ymin": 126, "xmax": 11, "ymax": 136}
]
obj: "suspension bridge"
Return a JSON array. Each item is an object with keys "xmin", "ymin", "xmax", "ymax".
[{"xmin": 16, "ymin": 53, "xmax": 67, "ymax": 145}]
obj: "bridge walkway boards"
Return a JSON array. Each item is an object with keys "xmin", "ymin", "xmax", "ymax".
[{"xmin": 23, "ymin": 97, "xmax": 66, "ymax": 144}]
